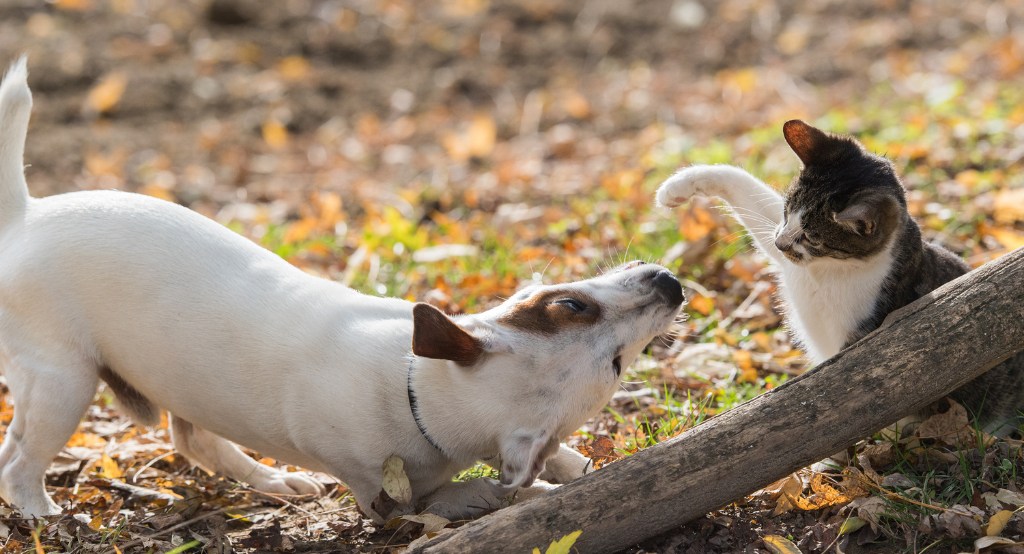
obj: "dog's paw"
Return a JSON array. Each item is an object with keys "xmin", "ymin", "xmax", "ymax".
[
  {"xmin": 512, "ymin": 480, "xmax": 559, "ymax": 504},
  {"xmin": 256, "ymin": 470, "xmax": 326, "ymax": 496},
  {"xmin": 0, "ymin": 480, "xmax": 63, "ymax": 518},
  {"xmin": 17, "ymin": 499, "xmax": 62, "ymax": 518},
  {"xmin": 538, "ymin": 445, "xmax": 592, "ymax": 484}
]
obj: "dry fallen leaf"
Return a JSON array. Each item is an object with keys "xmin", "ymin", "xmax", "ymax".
[
  {"xmin": 975, "ymin": 535, "xmax": 1021, "ymax": 551},
  {"xmin": 97, "ymin": 454, "xmax": 123, "ymax": 479},
  {"xmin": 688, "ymin": 293, "xmax": 714, "ymax": 316},
  {"xmin": 984, "ymin": 225, "xmax": 1024, "ymax": 250},
  {"xmin": 838, "ymin": 516, "xmax": 866, "ymax": 536},
  {"xmin": 53, "ymin": 0, "xmax": 93, "ymax": 10},
  {"xmin": 766, "ymin": 473, "xmax": 805, "ymax": 515},
  {"xmin": 680, "ymin": 204, "xmax": 718, "ymax": 242},
  {"xmin": 442, "ymin": 113, "xmax": 496, "ymax": 162},
  {"xmin": 532, "ymin": 529, "xmax": 583, "ymax": 554},
  {"xmin": 846, "ymin": 496, "xmax": 887, "ymax": 532},
  {"xmin": 400, "ymin": 513, "xmax": 450, "ymax": 535},
  {"xmin": 993, "ymin": 188, "xmax": 1024, "ymax": 224},
  {"xmin": 762, "ymin": 534, "xmax": 802, "ymax": 554},
  {"xmin": 262, "ymin": 119, "xmax": 290, "ymax": 150},
  {"xmin": 995, "ymin": 488, "xmax": 1024, "ymax": 507},
  {"xmin": 985, "ymin": 509, "xmax": 1013, "ymax": 537},
  {"xmin": 381, "ymin": 454, "xmax": 412, "ymax": 506},
  {"xmin": 276, "ymin": 56, "xmax": 311, "ymax": 80},
  {"xmin": 916, "ymin": 399, "xmax": 976, "ymax": 447},
  {"xmin": 733, "ymin": 350, "xmax": 757, "ymax": 383},
  {"xmin": 84, "ymin": 71, "xmax": 127, "ymax": 115}
]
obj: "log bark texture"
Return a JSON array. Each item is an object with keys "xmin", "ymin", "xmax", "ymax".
[{"xmin": 412, "ymin": 247, "xmax": 1024, "ymax": 553}]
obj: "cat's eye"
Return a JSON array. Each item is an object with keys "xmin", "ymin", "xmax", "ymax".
[{"xmin": 554, "ymin": 298, "xmax": 587, "ymax": 312}]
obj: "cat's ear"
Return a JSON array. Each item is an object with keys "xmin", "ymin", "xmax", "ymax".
[
  {"xmin": 834, "ymin": 194, "xmax": 896, "ymax": 237},
  {"xmin": 783, "ymin": 120, "xmax": 831, "ymax": 166}
]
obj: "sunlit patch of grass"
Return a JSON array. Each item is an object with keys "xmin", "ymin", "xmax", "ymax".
[
  {"xmin": 713, "ymin": 374, "xmax": 788, "ymax": 413},
  {"xmin": 453, "ymin": 462, "xmax": 499, "ymax": 482},
  {"xmin": 604, "ymin": 384, "xmax": 717, "ymax": 457}
]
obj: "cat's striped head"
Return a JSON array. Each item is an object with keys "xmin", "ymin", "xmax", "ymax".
[{"xmin": 775, "ymin": 120, "xmax": 906, "ymax": 264}]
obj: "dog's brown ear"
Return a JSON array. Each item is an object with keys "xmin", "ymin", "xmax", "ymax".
[{"xmin": 412, "ymin": 303, "xmax": 484, "ymax": 367}]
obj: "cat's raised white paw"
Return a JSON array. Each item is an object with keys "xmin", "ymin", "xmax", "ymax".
[{"xmin": 655, "ymin": 165, "xmax": 721, "ymax": 207}]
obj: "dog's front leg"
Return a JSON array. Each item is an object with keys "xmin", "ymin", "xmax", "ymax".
[
  {"xmin": 537, "ymin": 444, "xmax": 592, "ymax": 483},
  {"xmin": 169, "ymin": 415, "xmax": 325, "ymax": 496},
  {"xmin": 417, "ymin": 478, "xmax": 509, "ymax": 521}
]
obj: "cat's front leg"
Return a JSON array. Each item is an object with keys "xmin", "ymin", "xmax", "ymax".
[{"xmin": 656, "ymin": 165, "xmax": 786, "ymax": 263}]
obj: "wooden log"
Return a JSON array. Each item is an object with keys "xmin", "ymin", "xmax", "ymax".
[{"xmin": 412, "ymin": 247, "xmax": 1024, "ymax": 553}]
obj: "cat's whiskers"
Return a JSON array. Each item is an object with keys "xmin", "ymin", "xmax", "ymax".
[{"xmin": 719, "ymin": 205, "xmax": 780, "ymax": 229}]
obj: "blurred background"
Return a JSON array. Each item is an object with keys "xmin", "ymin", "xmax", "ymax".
[{"xmin": 1, "ymin": 0, "xmax": 1024, "ymax": 551}]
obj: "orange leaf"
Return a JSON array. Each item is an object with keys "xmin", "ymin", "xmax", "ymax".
[
  {"xmin": 85, "ymin": 72, "xmax": 127, "ymax": 114},
  {"xmin": 517, "ymin": 246, "xmax": 549, "ymax": 263},
  {"xmin": 985, "ymin": 225, "xmax": 1024, "ymax": 250},
  {"xmin": 317, "ymin": 192, "xmax": 343, "ymax": 227},
  {"xmin": 262, "ymin": 119, "xmax": 290, "ymax": 149},
  {"xmin": 562, "ymin": 90, "xmax": 591, "ymax": 119},
  {"xmin": 139, "ymin": 184, "xmax": 175, "ymax": 202},
  {"xmin": 809, "ymin": 473, "xmax": 863, "ymax": 507},
  {"xmin": 688, "ymin": 294, "xmax": 714, "ymax": 316},
  {"xmin": 54, "ymin": 0, "xmax": 92, "ymax": 11},
  {"xmin": 67, "ymin": 432, "xmax": 106, "ymax": 448},
  {"xmin": 987, "ymin": 509, "xmax": 1014, "ymax": 536},
  {"xmin": 31, "ymin": 528, "xmax": 44, "ymax": 554},
  {"xmin": 733, "ymin": 350, "xmax": 758, "ymax": 383},
  {"xmin": 276, "ymin": 56, "xmax": 311, "ymax": 80},
  {"xmin": 994, "ymin": 188, "xmax": 1024, "ymax": 224},
  {"xmin": 442, "ymin": 114, "xmax": 497, "ymax": 162},
  {"xmin": 680, "ymin": 205, "xmax": 717, "ymax": 241},
  {"xmin": 763, "ymin": 534, "xmax": 802, "ymax": 554},
  {"xmin": 466, "ymin": 114, "xmax": 496, "ymax": 158},
  {"xmin": 98, "ymin": 453, "xmax": 123, "ymax": 479},
  {"xmin": 284, "ymin": 217, "xmax": 317, "ymax": 244}
]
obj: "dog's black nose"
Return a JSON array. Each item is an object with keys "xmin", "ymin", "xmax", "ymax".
[{"xmin": 651, "ymin": 269, "xmax": 684, "ymax": 306}]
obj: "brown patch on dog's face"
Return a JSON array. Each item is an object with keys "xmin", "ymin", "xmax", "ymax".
[{"xmin": 497, "ymin": 289, "xmax": 601, "ymax": 334}]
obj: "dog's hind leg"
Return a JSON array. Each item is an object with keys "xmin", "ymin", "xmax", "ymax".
[
  {"xmin": 168, "ymin": 414, "xmax": 325, "ymax": 496},
  {"xmin": 0, "ymin": 357, "xmax": 98, "ymax": 516}
]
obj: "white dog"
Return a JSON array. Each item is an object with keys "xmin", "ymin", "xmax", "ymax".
[{"xmin": 0, "ymin": 58, "xmax": 684, "ymax": 521}]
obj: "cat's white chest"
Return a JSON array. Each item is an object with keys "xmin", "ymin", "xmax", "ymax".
[{"xmin": 776, "ymin": 247, "xmax": 894, "ymax": 364}]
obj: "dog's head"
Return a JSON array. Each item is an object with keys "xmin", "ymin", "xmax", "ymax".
[{"xmin": 411, "ymin": 261, "xmax": 684, "ymax": 489}]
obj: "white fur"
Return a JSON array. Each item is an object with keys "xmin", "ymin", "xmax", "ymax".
[
  {"xmin": 0, "ymin": 61, "xmax": 684, "ymax": 520},
  {"xmin": 657, "ymin": 164, "xmax": 892, "ymax": 363}
]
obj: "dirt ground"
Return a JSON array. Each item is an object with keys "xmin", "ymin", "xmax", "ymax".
[{"xmin": 1, "ymin": 0, "xmax": 1023, "ymax": 552}]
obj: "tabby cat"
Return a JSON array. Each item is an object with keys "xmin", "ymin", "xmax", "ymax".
[{"xmin": 656, "ymin": 120, "xmax": 1024, "ymax": 434}]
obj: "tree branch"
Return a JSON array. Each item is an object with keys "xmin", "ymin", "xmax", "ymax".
[{"xmin": 412, "ymin": 247, "xmax": 1024, "ymax": 553}]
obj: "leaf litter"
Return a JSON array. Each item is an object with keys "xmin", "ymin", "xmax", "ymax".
[{"xmin": 1, "ymin": 0, "xmax": 1024, "ymax": 552}]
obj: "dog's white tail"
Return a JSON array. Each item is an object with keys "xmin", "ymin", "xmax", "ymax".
[{"xmin": 0, "ymin": 56, "xmax": 32, "ymax": 225}]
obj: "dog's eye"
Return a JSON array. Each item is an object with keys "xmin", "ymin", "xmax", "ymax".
[
  {"xmin": 554, "ymin": 298, "xmax": 587, "ymax": 312},
  {"xmin": 612, "ymin": 356, "xmax": 622, "ymax": 377}
]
